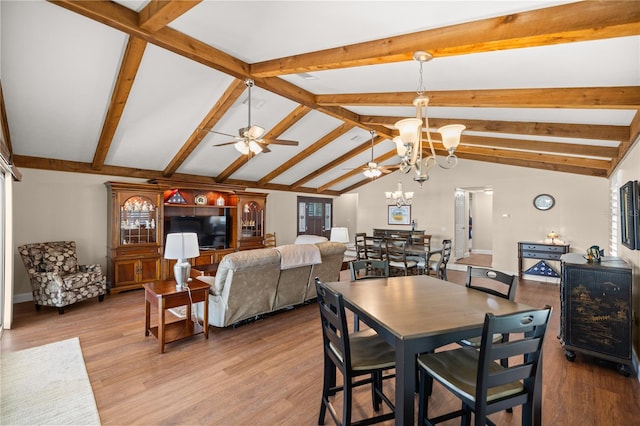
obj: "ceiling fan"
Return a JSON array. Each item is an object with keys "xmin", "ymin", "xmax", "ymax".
[
  {"xmin": 362, "ymin": 130, "xmax": 394, "ymax": 178},
  {"xmin": 205, "ymin": 79, "xmax": 299, "ymax": 156}
]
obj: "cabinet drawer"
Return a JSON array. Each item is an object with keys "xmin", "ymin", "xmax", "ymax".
[
  {"xmin": 116, "ymin": 246, "xmax": 159, "ymax": 257},
  {"xmin": 520, "ymin": 243, "xmax": 566, "ymax": 252},
  {"xmin": 522, "ymin": 251, "xmax": 564, "ymax": 260}
]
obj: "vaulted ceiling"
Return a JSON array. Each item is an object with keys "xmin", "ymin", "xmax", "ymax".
[{"xmin": 2, "ymin": 1, "xmax": 639, "ymax": 195}]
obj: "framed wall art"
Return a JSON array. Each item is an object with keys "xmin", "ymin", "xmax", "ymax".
[
  {"xmin": 619, "ymin": 180, "xmax": 639, "ymax": 250},
  {"xmin": 388, "ymin": 205, "xmax": 411, "ymax": 225}
]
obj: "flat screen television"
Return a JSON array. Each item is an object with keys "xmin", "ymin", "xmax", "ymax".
[{"xmin": 164, "ymin": 214, "xmax": 230, "ymax": 250}]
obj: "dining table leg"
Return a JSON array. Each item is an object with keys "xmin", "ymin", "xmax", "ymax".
[{"xmin": 394, "ymin": 339, "xmax": 417, "ymax": 425}]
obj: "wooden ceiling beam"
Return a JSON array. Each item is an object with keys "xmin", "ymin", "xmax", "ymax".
[
  {"xmin": 251, "ymin": 1, "xmax": 640, "ymax": 77},
  {"xmin": 360, "ymin": 115, "xmax": 629, "ymax": 141},
  {"xmin": 257, "ymin": 123, "xmax": 354, "ymax": 186},
  {"xmin": 221, "ymin": 178, "xmax": 340, "ymax": 196},
  {"xmin": 317, "ymin": 87, "xmax": 640, "ymax": 109},
  {"xmin": 163, "ymin": 78, "xmax": 246, "ymax": 177},
  {"xmin": 608, "ymin": 109, "xmax": 640, "ymax": 175},
  {"xmin": 459, "ymin": 135, "xmax": 618, "ymax": 159},
  {"xmin": 92, "ymin": 36, "xmax": 147, "ymax": 170},
  {"xmin": 138, "ymin": 0, "xmax": 201, "ymax": 32}
]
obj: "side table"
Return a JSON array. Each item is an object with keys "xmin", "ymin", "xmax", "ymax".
[{"xmin": 144, "ymin": 280, "xmax": 210, "ymax": 353}]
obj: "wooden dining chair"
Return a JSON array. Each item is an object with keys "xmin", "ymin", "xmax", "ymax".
[
  {"xmin": 417, "ymin": 305, "xmax": 552, "ymax": 426},
  {"xmin": 363, "ymin": 235, "xmax": 385, "ymax": 261},
  {"xmin": 425, "ymin": 239, "xmax": 452, "ymax": 280},
  {"xmin": 385, "ymin": 237, "xmax": 418, "ymax": 276},
  {"xmin": 407, "ymin": 233, "xmax": 431, "ymax": 274},
  {"xmin": 354, "ymin": 232, "xmax": 367, "ymax": 260},
  {"xmin": 349, "ymin": 259, "xmax": 389, "ymax": 331},
  {"xmin": 315, "ymin": 278, "xmax": 395, "ymax": 426},
  {"xmin": 461, "ymin": 266, "xmax": 520, "ymax": 402}
]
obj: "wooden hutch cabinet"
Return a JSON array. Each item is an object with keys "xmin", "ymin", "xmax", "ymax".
[
  {"xmin": 107, "ymin": 180, "xmax": 269, "ymax": 286},
  {"xmin": 237, "ymin": 192, "xmax": 267, "ymax": 250},
  {"xmin": 105, "ymin": 182, "xmax": 163, "ymax": 294}
]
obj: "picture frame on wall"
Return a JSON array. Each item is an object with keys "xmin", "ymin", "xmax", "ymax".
[
  {"xmin": 619, "ymin": 180, "xmax": 639, "ymax": 250},
  {"xmin": 388, "ymin": 205, "xmax": 411, "ymax": 225}
]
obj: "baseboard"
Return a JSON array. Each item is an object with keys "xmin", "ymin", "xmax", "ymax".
[
  {"xmin": 13, "ymin": 292, "xmax": 33, "ymax": 304},
  {"xmin": 468, "ymin": 249, "xmax": 492, "ymax": 255}
]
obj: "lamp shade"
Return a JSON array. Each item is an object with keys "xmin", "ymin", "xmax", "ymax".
[
  {"xmin": 437, "ymin": 124, "xmax": 465, "ymax": 151},
  {"xmin": 394, "ymin": 118, "xmax": 422, "ymax": 145},
  {"xmin": 164, "ymin": 232, "xmax": 200, "ymax": 260},
  {"xmin": 330, "ymin": 227, "xmax": 350, "ymax": 244}
]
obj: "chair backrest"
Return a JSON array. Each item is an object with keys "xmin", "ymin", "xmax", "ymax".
[
  {"xmin": 18, "ymin": 241, "xmax": 79, "ymax": 275},
  {"xmin": 475, "ymin": 306, "xmax": 552, "ymax": 416},
  {"xmin": 349, "ymin": 259, "xmax": 389, "ymax": 280},
  {"xmin": 410, "ymin": 233, "xmax": 431, "ymax": 250},
  {"xmin": 363, "ymin": 235, "xmax": 385, "ymax": 260},
  {"xmin": 354, "ymin": 232, "xmax": 367, "ymax": 260},
  {"xmin": 465, "ymin": 266, "xmax": 518, "ymax": 301},
  {"xmin": 384, "ymin": 237, "xmax": 409, "ymax": 265},
  {"xmin": 441, "ymin": 239, "xmax": 452, "ymax": 264},
  {"xmin": 315, "ymin": 278, "xmax": 352, "ymax": 375},
  {"xmin": 264, "ymin": 232, "xmax": 276, "ymax": 248}
]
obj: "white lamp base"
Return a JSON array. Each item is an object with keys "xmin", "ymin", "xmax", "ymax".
[{"xmin": 173, "ymin": 260, "xmax": 191, "ymax": 289}]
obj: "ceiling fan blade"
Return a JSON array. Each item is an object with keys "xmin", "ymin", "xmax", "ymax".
[
  {"xmin": 213, "ymin": 141, "xmax": 240, "ymax": 147},
  {"xmin": 203, "ymin": 128, "xmax": 241, "ymax": 139},
  {"xmin": 255, "ymin": 141, "xmax": 271, "ymax": 153},
  {"xmin": 262, "ymin": 139, "xmax": 299, "ymax": 146}
]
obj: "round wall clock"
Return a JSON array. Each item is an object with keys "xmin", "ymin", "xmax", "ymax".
[
  {"xmin": 533, "ymin": 194, "xmax": 555, "ymax": 211},
  {"xmin": 194, "ymin": 194, "xmax": 207, "ymax": 205}
]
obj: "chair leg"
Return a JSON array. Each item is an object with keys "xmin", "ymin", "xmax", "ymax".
[
  {"xmin": 34, "ymin": 304, "xmax": 41, "ymax": 311},
  {"xmin": 354, "ymin": 314, "xmax": 360, "ymax": 332},
  {"xmin": 99, "ymin": 294, "xmax": 105, "ymax": 302},
  {"xmin": 318, "ymin": 356, "xmax": 334, "ymax": 425},
  {"xmin": 57, "ymin": 307, "xmax": 65, "ymax": 315},
  {"xmin": 418, "ymin": 367, "xmax": 429, "ymax": 425},
  {"xmin": 343, "ymin": 379, "xmax": 352, "ymax": 426}
]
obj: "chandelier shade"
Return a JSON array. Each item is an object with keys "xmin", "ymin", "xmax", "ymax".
[{"xmin": 385, "ymin": 182, "xmax": 414, "ymax": 207}]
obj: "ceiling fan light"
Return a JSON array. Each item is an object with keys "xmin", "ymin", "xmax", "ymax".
[
  {"xmin": 438, "ymin": 124, "xmax": 465, "ymax": 151},
  {"xmin": 394, "ymin": 118, "xmax": 422, "ymax": 145},
  {"xmin": 247, "ymin": 125, "xmax": 265, "ymax": 139},
  {"xmin": 248, "ymin": 140, "xmax": 263, "ymax": 154},
  {"xmin": 363, "ymin": 168, "xmax": 381, "ymax": 178},
  {"xmin": 234, "ymin": 141, "xmax": 249, "ymax": 155}
]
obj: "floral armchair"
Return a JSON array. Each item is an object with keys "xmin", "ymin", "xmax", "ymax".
[{"xmin": 18, "ymin": 241, "xmax": 106, "ymax": 314}]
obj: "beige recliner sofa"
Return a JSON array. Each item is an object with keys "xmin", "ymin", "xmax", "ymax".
[{"xmin": 196, "ymin": 241, "xmax": 345, "ymax": 327}]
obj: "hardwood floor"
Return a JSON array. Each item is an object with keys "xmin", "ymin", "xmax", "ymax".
[{"xmin": 2, "ymin": 270, "xmax": 639, "ymax": 425}]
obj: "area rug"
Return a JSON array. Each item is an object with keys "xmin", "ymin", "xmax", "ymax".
[{"xmin": 1, "ymin": 337, "xmax": 101, "ymax": 425}]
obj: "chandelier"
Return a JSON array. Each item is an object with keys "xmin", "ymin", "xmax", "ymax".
[
  {"xmin": 385, "ymin": 182, "xmax": 414, "ymax": 206},
  {"xmin": 394, "ymin": 51, "xmax": 465, "ymax": 187}
]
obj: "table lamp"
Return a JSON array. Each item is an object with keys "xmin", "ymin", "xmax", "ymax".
[
  {"xmin": 547, "ymin": 231, "xmax": 559, "ymax": 244},
  {"xmin": 164, "ymin": 232, "xmax": 200, "ymax": 289},
  {"xmin": 330, "ymin": 227, "xmax": 350, "ymax": 244}
]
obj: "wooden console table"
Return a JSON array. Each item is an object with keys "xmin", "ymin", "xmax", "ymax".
[
  {"xmin": 517, "ymin": 241, "xmax": 570, "ymax": 279},
  {"xmin": 144, "ymin": 280, "xmax": 210, "ymax": 353}
]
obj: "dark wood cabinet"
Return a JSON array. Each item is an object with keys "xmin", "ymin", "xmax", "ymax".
[
  {"xmin": 560, "ymin": 254, "xmax": 633, "ymax": 376},
  {"xmin": 237, "ymin": 192, "xmax": 267, "ymax": 250}
]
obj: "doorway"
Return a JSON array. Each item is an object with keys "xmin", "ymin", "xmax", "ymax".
[
  {"xmin": 297, "ymin": 196, "xmax": 333, "ymax": 239},
  {"xmin": 454, "ymin": 187, "xmax": 493, "ymax": 267}
]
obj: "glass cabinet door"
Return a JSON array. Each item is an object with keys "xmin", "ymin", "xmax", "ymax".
[
  {"xmin": 120, "ymin": 196, "xmax": 159, "ymax": 245},
  {"xmin": 240, "ymin": 201, "xmax": 263, "ymax": 238}
]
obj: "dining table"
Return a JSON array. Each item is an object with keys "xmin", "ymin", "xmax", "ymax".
[{"xmin": 325, "ymin": 274, "xmax": 539, "ymax": 426}]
